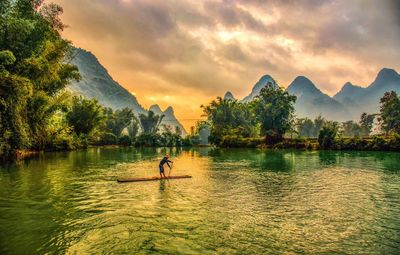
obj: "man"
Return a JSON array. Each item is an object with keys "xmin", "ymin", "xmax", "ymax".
[{"xmin": 159, "ymin": 154, "xmax": 173, "ymax": 179}]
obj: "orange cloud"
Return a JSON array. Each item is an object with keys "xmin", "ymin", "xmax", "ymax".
[{"xmin": 50, "ymin": 0, "xmax": 400, "ymax": 130}]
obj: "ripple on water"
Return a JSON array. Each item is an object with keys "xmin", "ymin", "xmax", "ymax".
[{"xmin": 0, "ymin": 148, "xmax": 400, "ymax": 254}]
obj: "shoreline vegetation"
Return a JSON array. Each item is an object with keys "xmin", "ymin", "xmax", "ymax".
[
  {"xmin": 218, "ymin": 136, "xmax": 400, "ymax": 151},
  {"xmin": 14, "ymin": 134, "xmax": 400, "ymax": 161},
  {"xmin": 1, "ymin": 1, "xmax": 399, "ymax": 162},
  {"xmin": 200, "ymin": 82, "xmax": 400, "ymax": 152}
]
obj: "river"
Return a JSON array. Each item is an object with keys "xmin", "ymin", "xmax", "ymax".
[{"xmin": 1, "ymin": 148, "xmax": 399, "ymax": 254}]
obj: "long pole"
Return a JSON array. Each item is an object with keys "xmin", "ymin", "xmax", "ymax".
[{"xmin": 168, "ymin": 162, "xmax": 174, "ymax": 177}]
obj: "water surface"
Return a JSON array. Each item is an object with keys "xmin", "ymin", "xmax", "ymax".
[{"xmin": 0, "ymin": 148, "xmax": 399, "ymax": 254}]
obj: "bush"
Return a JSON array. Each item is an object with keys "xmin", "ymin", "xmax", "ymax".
[
  {"xmin": 50, "ymin": 132, "xmax": 77, "ymax": 151},
  {"xmin": 331, "ymin": 135, "xmax": 400, "ymax": 151},
  {"xmin": 118, "ymin": 135, "xmax": 132, "ymax": 146},
  {"xmin": 161, "ymin": 132, "xmax": 182, "ymax": 147},
  {"xmin": 98, "ymin": 133, "xmax": 118, "ymax": 145},
  {"xmin": 135, "ymin": 133, "xmax": 163, "ymax": 147},
  {"xmin": 273, "ymin": 138, "xmax": 309, "ymax": 149},
  {"xmin": 388, "ymin": 134, "xmax": 400, "ymax": 150},
  {"xmin": 182, "ymin": 135, "xmax": 201, "ymax": 147},
  {"xmin": 318, "ymin": 125, "xmax": 337, "ymax": 149},
  {"xmin": 219, "ymin": 135, "xmax": 263, "ymax": 148}
]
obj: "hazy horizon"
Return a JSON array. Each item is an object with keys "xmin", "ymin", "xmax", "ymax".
[{"xmin": 50, "ymin": 0, "xmax": 400, "ymax": 129}]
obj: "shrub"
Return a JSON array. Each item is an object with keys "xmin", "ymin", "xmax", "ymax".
[
  {"xmin": 98, "ymin": 133, "xmax": 118, "ymax": 145},
  {"xmin": 135, "ymin": 133, "xmax": 163, "ymax": 147},
  {"xmin": 318, "ymin": 124, "xmax": 338, "ymax": 149},
  {"xmin": 273, "ymin": 138, "xmax": 309, "ymax": 149},
  {"xmin": 219, "ymin": 135, "xmax": 263, "ymax": 148},
  {"xmin": 118, "ymin": 135, "xmax": 132, "ymax": 146}
]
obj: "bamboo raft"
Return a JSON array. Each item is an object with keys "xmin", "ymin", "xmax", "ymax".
[{"xmin": 117, "ymin": 175, "xmax": 192, "ymax": 183}]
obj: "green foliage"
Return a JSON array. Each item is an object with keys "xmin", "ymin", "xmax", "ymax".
[
  {"xmin": 182, "ymin": 135, "xmax": 200, "ymax": 147},
  {"xmin": 66, "ymin": 97, "xmax": 105, "ymax": 137},
  {"xmin": 135, "ymin": 133, "xmax": 163, "ymax": 147},
  {"xmin": 104, "ymin": 107, "xmax": 135, "ymax": 137},
  {"xmin": 0, "ymin": 74, "xmax": 32, "ymax": 156},
  {"xmin": 297, "ymin": 118, "xmax": 314, "ymax": 137},
  {"xmin": 98, "ymin": 132, "xmax": 118, "ymax": 145},
  {"xmin": 219, "ymin": 136, "xmax": 264, "ymax": 148},
  {"xmin": 296, "ymin": 116, "xmax": 326, "ymax": 138},
  {"xmin": 127, "ymin": 116, "xmax": 140, "ymax": 140},
  {"xmin": 134, "ymin": 130, "xmax": 186, "ymax": 147},
  {"xmin": 379, "ymin": 91, "xmax": 400, "ymax": 134},
  {"xmin": 273, "ymin": 138, "xmax": 318, "ymax": 150},
  {"xmin": 161, "ymin": 126, "xmax": 183, "ymax": 147},
  {"xmin": 202, "ymin": 97, "xmax": 257, "ymax": 144},
  {"xmin": 253, "ymin": 83, "xmax": 296, "ymax": 143},
  {"xmin": 359, "ymin": 113, "xmax": 375, "ymax": 136},
  {"xmin": 202, "ymin": 81, "xmax": 296, "ymax": 145},
  {"xmin": 0, "ymin": 50, "xmax": 16, "ymax": 67},
  {"xmin": 138, "ymin": 110, "xmax": 164, "ymax": 134},
  {"xmin": 318, "ymin": 122, "xmax": 339, "ymax": 149},
  {"xmin": 341, "ymin": 120, "xmax": 362, "ymax": 137},
  {"xmin": 334, "ymin": 135, "xmax": 400, "ymax": 151},
  {"xmin": 118, "ymin": 135, "xmax": 132, "ymax": 146},
  {"xmin": 0, "ymin": 0, "xmax": 79, "ymax": 159}
]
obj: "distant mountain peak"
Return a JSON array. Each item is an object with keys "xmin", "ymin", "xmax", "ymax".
[
  {"xmin": 368, "ymin": 67, "xmax": 400, "ymax": 90},
  {"xmin": 68, "ymin": 47, "xmax": 145, "ymax": 113},
  {"xmin": 149, "ymin": 104, "xmax": 163, "ymax": 114},
  {"xmin": 288, "ymin": 76, "xmax": 320, "ymax": 93},
  {"xmin": 333, "ymin": 67, "xmax": 400, "ymax": 117},
  {"xmin": 252, "ymin": 74, "xmax": 276, "ymax": 91},
  {"xmin": 224, "ymin": 91, "xmax": 235, "ymax": 100},
  {"xmin": 336, "ymin": 82, "xmax": 363, "ymax": 93},
  {"xmin": 259, "ymin": 74, "xmax": 273, "ymax": 82},
  {"xmin": 164, "ymin": 106, "xmax": 174, "ymax": 114},
  {"xmin": 159, "ymin": 105, "xmax": 187, "ymax": 136},
  {"xmin": 242, "ymin": 74, "xmax": 277, "ymax": 102},
  {"xmin": 377, "ymin": 68, "xmax": 398, "ymax": 79},
  {"xmin": 343, "ymin": 81, "xmax": 354, "ymax": 87},
  {"xmin": 333, "ymin": 81, "xmax": 364, "ymax": 102}
]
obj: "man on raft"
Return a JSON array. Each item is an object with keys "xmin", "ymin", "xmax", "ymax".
[{"xmin": 159, "ymin": 154, "xmax": 173, "ymax": 179}]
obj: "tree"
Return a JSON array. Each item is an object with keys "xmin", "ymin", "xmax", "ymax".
[
  {"xmin": 202, "ymin": 97, "xmax": 257, "ymax": 144},
  {"xmin": 66, "ymin": 97, "xmax": 105, "ymax": 136},
  {"xmin": 297, "ymin": 118, "xmax": 314, "ymax": 137},
  {"xmin": 138, "ymin": 110, "xmax": 164, "ymax": 134},
  {"xmin": 0, "ymin": 0, "xmax": 79, "ymax": 158},
  {"xmin": 318, "ymin": 121, "xmax": 339, "ymax": 149},
  {"xmin": 105, "ymin": 107, "xmax": 135, "ymax": 137},
  {"xmin": 313, "ymin": 115, "xmax": 325, "ymax": 137},
  {"xmin": 160, "ymin": 125, "xmax": 182, "ymax": 147},
  {"xmin": 341, "ymin": 120, "xmax": 361, "ymax": 137},
  {"xmin": 379, "ymin": 91, "xmax": 400, "ymax": 134},
  {"xmin": 27, "ymin": 91, "xmax": 72, "ymax": 149},
  {"xmin": 253, "ymin": 83, "xmax": 296, "ymax": 143},
  {"xmin": 359, "ymin": 113, "xmax": 375, "ymax": 136},
  {"xmin": 127, "ymin": 116, "xmax": 140, "ymax": 139}
]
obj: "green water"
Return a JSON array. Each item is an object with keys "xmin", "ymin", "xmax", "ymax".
[{"xmin": 0, "ymin": 148, "xmax": 400, "ymax": 255}]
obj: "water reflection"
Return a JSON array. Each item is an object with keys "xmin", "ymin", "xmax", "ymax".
[
  {"xmin": 318, "ymin": 150, "xmax": 339, "ymax": 165},
  {"xmin": 0, "ymin": 147, "xmax": 399, "ymax": 254}
]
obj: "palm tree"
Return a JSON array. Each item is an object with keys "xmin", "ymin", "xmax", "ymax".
[{"xmin": 138, "ymin": 110, "xmax": 164, "ymax": 134}]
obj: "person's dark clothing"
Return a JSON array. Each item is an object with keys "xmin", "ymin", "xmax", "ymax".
[
  {"xmin": 159, "ymin": 157, "xmax": 172, "ymax": 173},
  {"xmin": 159, "ymin": 157, "xmax": 172, "ymax": 168}
]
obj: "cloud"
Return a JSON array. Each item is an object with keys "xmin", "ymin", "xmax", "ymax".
[{"xmin": 51, "ymin": 0, "xmax": 400, "ymax": 128}]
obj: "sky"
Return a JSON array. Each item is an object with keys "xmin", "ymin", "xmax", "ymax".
[{"xmin": 51, "ymin": 0, "xmax": 400, "ymax": 130}]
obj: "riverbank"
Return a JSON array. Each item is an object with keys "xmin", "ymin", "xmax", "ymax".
[
  {"xmin": 6, "ymin": 135, "xmax": 399, "ymax": 162},
  {"xmin": 8, "ymin": 144, "xmax": 207, "ymax": 162},
  {"xmin": 218, "ymin": 135, "xmax": 400, "ymax": 151}
]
